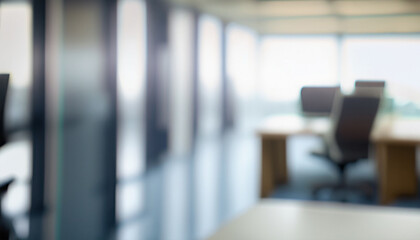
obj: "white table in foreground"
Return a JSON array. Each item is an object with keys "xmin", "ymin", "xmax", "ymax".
[{"xmin": 207, "ymin": 200, "xmax": 420, "ymax": 240}]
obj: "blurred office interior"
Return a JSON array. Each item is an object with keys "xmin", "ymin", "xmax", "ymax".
[{"xmin": 1, "ymin": 0, "xmax": 420, "ymax": 239}]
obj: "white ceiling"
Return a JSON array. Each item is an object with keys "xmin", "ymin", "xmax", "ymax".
[{"xmin": 169, "ymin": 0, "xmax": 420, "ymax": 34}]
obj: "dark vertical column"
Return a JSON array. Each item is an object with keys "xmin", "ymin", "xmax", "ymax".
[
  {"xmin": 31, "ymin": 0, "xmax": 46, "ymax": 217},
  {"xmin": 102, "ymin": 0, "xmax": 118, "ymax": 230},
  {"xmin": 336, "ymin": 33, "xmax": 343, "ymax": 85},
  {"xmin": 145, "ymin": 0, "xmax": 169, "ymax": 165},
  {"xmin": 187, "ymin": 10, "xmax": 200, "ymax": 240},
  {"xmin": 221, "ymin": 22, "xmax": 234, "ymax": 131},
  {"xmin": 30, "ymin": 0, "xmax": 46, "ymax": 239},
  {"xmin": 191, "ymin": 11, "xmax": 200, "ymax": 142},
  {"xmin": 52, "ymin": 0, "xmax": 118, "ymax": 239},
  {"xmin": 143, "ymin": 3, "xmax": 169, "ymax": 234}
]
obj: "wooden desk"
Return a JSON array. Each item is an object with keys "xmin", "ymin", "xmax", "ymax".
[
  {"xmin": 372, "ymin": 117, "xmax": 420, "ymax": 204},
  {"xmin": 207, "ymin": 200, "xmax": 420, "ymax": 240},
  {"xmin": 258, "ymin": 115, "xmax": 330, "ymax": 198},
  {"xmin": 257, "ymin": 114, "xmax": 420, "ymax": 204}
]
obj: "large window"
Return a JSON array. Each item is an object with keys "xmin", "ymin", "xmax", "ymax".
[
  {"xmin": 259, "ymin": 35, "xmax": 338, "ymax": 102},
  {"xmin": 257, "ymin": 34, "xmax": 420, "ymax": 115},
  {"xmin": 341, "ymin": 35, "xmax": 420, "ymax": 105}
]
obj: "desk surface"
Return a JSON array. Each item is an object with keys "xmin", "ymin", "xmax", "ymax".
[
  {"xmin": 257, "ymin": 115, "xmax": 329, "ymax": 138},
  {"xmin": 208, "ymin": 200, "xmax": 420, "ymax": 240},
  {"xmin": 257, "ymin": 114, "xmax": 420, "ymax": 145}
]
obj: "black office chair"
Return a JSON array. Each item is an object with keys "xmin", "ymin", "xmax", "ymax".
[
  {"xmin": 0, "ymin": 74, "xmax": 15, "ymax": 239},
  {"xmin": 300, "ymin": 86, "xmax": 340, "ymax": 116},
  {"xmin": 311, "ymin": 91, "xmax": 380, "ymax": 200},
  {"xmin": 1, "ymin": 179, "xmax": 14, "ymax": 239},
  {"xmin": 354, "ymin": 80, "xmax": 385, "ymax": 97},
  {"xmin": 355, "ymin": 80, "xmax": 385, "ymax": 88}
]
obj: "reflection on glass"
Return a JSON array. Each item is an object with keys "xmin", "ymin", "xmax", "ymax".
[
  {"xmin": 198, "ymin": 15, "xmax": 222, "ymax": 136},
  {"xmin": 116, "ymin": 0, "xmax": 146, "ymax": 223},
  {"xmin": 117, "ymin": 0, "xmax": 146, "ymax": 179},
  {"xmin": 226, "ymin": 23, "xmax": 258, "ymax": 130},
  {"xmin": 168, "ymin": 8, "xmax": 194, "ymax": 156}
]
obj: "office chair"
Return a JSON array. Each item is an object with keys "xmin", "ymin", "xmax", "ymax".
[
  {"xmin": 355, "ymin": 80, "xmax": 391, "ymax": 113},
  {"xmin": 355, "ymin": 80, "xmax": 385, "ymax": 88},
  {"xmin": 1, "ymin": 179, "xmax": 14, "ymax": 239},
  {"xmin": 311, "ymin": 91, "xmax": 380, "ymax": 200},
  {"xmin": 300, "ymin": 86, "xmax": 340, "ymax": 116},
  {"xmin": 0, "ymin": 74, "xmax": 15, "ymax": 239},
  {"xmin": 354, "ymin": 80, "xmax": 385, "ymax": 97}
]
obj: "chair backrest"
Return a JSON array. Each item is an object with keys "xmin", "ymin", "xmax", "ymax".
[
  {"xmin": 354, "ymin": 80, "xmax": 386, "ymax": 97},
  {"xmin": 355, "ymin": 80, "xmax": 386, "ymax": 88},
  {"xmin": 0, "ymin": 74, "xmax": 9, "ymax": 147},
  {"xmin": 300, "ymin": 86, "xmax": 340, "ymax": 116},
  {"xmin": 328, "ymin": 93, "xmax": 380, "ymax": 161}
]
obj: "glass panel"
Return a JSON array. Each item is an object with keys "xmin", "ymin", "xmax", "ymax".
[
  {"xmin": 226, "ymin": 23, "xmax": 258, "ymax": 131},
  {"xmin": 117, "ymin": 0, "xmax": 146, "ymax": 179},
  {"xmin": 168, "ymin": 8, "xmax": 194, "ymax": 156},
  {"xmin": 116, "ymin": 0, "xmax": 147, "ymax": 222},
  {"xmin": 198, "ymin": 15, "xmax": 222, "ymax": 136}
]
